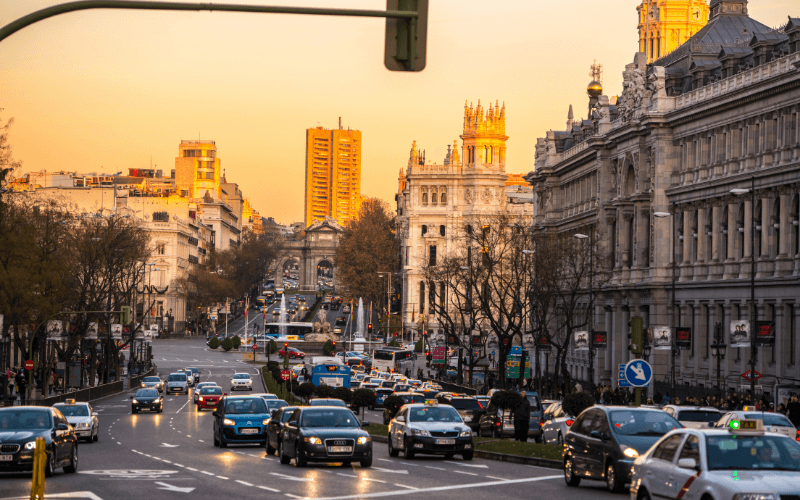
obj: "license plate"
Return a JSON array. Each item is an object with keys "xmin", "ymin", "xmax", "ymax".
[
  {"xmin": 240, "ymin": 429, "xmax": 258, "ymax": 434},
  {"xmin": 435, "ymin": 439, "xmax": 456, "ymax": 445},
  {"xmin": 328, "ymin": 446, "xmax": 352, "ymax": 453},
  {"xmin": 0, "ymin": 455, "xmax": 13, "ymax": 461}
]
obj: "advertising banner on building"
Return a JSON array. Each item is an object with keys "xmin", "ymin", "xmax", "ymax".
[
  {"xmin": 652, "ymin": 326, "xmax": 672, "ymax": 350},
  {"xmin": 85, "ymin": 322, "xmax": 99, "ymax": 340},
  {"xmin": 111, "ymin": 324, "xmax": 123, "ymax": 340},
  {"xmin": 0, "ymin": 314, "xmax": 3, "ymax": 339},
  {"xmin": 574, "ymin": 331, "xmax": 589, "ymax": 351},
  {"xmin": 755, "ymin": 320, "xmax": 775, "ymax": 345},
  {"xmin": 592, "ymin": 331, "xmax": 607, "ymax": 348},
  {"xmin": 676, "ymin": 327, "xmax": 692, "ymax": 350},
  {"xmin": 730, "ymin": 320, "xmax": 750, "ymax": 348},
  {"xmin": 46, "ymin": 320, "xmax": 64, "ymax": 340}
]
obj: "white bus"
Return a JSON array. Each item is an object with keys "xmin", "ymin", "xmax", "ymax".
[
  {"xmin": 263, "ymin": 322, "xmax": 314, "ymax": 339},
  {"xmin": 372, "ymin": 347, "xmax": 414, "ymax": 373}
]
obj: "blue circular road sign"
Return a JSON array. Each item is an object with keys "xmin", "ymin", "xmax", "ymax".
[{"xmin": 624, "ymin": 359, "xmax": 653, "ymax": 387}]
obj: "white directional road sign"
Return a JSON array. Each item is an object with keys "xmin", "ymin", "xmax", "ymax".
[{"xmin": 624, "ymin": 359, "xmax": 653, "ymax": 387}]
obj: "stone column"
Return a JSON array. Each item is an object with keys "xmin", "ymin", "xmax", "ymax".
[
  {"xmin": 710, "ymin": 203, "xmax": 722, "ymax": 279},
  {"xmin": 759, "ymin": 194, "xmax": 774, "ymax": 277},
  {"xmin": 604, "ymin": 306, "xmax": 613, "ymax": 384},
  {"xmin": 680, "ymin": 209, "xmax": 691, "ymax": 281},
  {"xmin": 743, "ymin": 199, "xmax": 753, "ymax": 279},
  {"xmin": 724, "ymin": 202, "xmax": 738, "ymax": 279},
  {"xmin": 722, "ymin": 302, "xmax": 732, "ymax": 391},
  {"xmin": 696, "ymin": 206, "xmax": 707, "ymax": 280},
  {"xmin": 775, "ymin": 303, "xmax": 784, "ymax": 375}
]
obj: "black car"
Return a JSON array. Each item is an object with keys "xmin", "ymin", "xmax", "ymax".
[
  {"xmin": 0, "ymin": 406, "xmax": 79, "ymax": 476},
  {"xmin": 438, "ymin": 397, "xmax": 484, "ymax": 432},
  {"xmin": 265, "ymin": 406, "xmax": 299, "ymax": 455},
  {"xmin": 131, "ymin": 388, "xmax": 163, "ymax": 413},
  {"xmin": 335, "ymin": 316, "xmax": 348, "ymax": 326},
  {"xmin": 265, "ymin": 399, "xmax": 289, "ymax": 416},
  {"xmin": 279, "ymin": 407, "xmax": 372, "ymax": 467},
  {"xmin": 563, "ymin": 406, "xmax": 683, "ymax": 493}
]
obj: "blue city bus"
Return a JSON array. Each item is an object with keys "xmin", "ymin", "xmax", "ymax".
[{"xmin": 311, "ymin": 363, "xmax": 351, "ymax": 388}]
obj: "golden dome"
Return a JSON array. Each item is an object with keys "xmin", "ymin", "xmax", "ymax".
[{"xmin": 587, "ymin": 80, "xmax": 603, "ymax": 98}]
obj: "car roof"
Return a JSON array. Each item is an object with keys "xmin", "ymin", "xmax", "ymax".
[
  {"xmin": 53, "ymin": 402, "xmax": 90, "ymax": 407},
  {"xmin": 667, "ymin": 406, "xmax": 720, "ymax": 411},
  {"xmin": 233, "ymin": 372, "xmax": 251, "ymax": 375}
]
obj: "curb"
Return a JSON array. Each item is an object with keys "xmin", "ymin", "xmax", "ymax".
[{"xmin": 368, "ymin": 433, "xmax": 561, "ymax": 469}]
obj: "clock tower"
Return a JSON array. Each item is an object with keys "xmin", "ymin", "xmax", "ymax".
[{"xmin": 637, "ymin": 0, "xmax": 709, "ymax": 63}]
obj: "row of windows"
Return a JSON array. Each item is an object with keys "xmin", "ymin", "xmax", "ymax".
[
  {"xmin": 183, "ymin": 149, "xmax": 216, "ymax": 158},
  {"xmin": 420, "ymin": 186, "xmax": 447, "ymax": 206}
]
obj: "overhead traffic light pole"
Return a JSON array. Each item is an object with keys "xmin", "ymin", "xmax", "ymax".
[{"xmin": 0, "ymin": 0, "xmax": 428, "ymax": 71}]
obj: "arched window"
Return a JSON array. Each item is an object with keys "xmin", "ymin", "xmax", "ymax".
[
  {"xmin": 625, "ymin": 166, "xmax": 636, "ymax": 197},
  {"xmin": 439, "ymin": 225, "xmax": 446, "ymax": 237},
  {"xmin": 422, "ymin": 225, "xmax": 428, "ymax": 236},
  {"xmin": 431, "ymin": 187, "xmax": 438, "ymax": 206},
  {"xmin": 440, "ymin": 187, "xmax": 447, "ymax": 205},
  {"xmin": 421, "ymin": 187, "xmax": 428, "ymax": 205}
]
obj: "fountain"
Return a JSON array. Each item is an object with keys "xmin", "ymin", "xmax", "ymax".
[
  {"xmin": 279, "ymin": 294, "xmax": 288, "ymax": 338},
  {"xmin": 354, "ymin": 298, "xmax": 365, "ymax": 340}
]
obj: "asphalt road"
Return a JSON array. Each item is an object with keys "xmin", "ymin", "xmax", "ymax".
[{"xmin": 0, "ymin": 316, "xmax": 623, "ymax": 500}]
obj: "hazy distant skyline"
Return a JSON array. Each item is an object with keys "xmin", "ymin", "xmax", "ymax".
[{"xmin": 1, "ymin": 0, "xmax": 794, "ymax": 224}]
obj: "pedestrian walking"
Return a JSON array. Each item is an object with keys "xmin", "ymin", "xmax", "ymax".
[{"xmin": 513, "ymin": 391, "xmax": 531, "ymax": 442}]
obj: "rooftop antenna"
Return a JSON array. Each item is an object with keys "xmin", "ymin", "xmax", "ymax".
[{"xmin": 590, "ymin": 59, "xmax": 603, "ymax": 84}]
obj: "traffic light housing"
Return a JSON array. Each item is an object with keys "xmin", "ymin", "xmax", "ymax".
[
  {"xmin": 332, "ymin": 341, "xmax": 336, "ymax": 352},
  {"xmin": 284, "ymin": 343, "xmax": 288, "ymax": 349},
  {"xmin": 384, "ymin": 0, "xmax": 428, "ymax": 72},
  {"xmin": 368, "ymin": 323, "xmax": 373, "ymax": 334},
  {"xmin": 120, "ymin": 306, "xmax": 131, "ymax": 324}
]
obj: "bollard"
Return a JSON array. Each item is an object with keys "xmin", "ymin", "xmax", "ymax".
[{"xmin": 30, "ymin": 437, "xmax": 46, "ymax": 500}]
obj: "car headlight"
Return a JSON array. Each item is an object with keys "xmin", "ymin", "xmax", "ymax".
[
  {"xmin": 154, "ymin": 398, "xmax": 161, "ymax": 404},
  {"xmin": 733, "ymin": 496, "xmax": 775, "ymax": 500},
  {"xmin": 304, "ymin": 437, "xmax": 322, "ymax": 445},
  {"xmin": 409, "ymin": 428, "xmax": 430, "ymax": 437},
  {"xmin": 131, "ymin": 399, "xmax": 139, "ymax": 404},
  {"xmin": 262, "ymin": 419, "xmax": 270, "ymax": 425},
  {"xmin": 460, "ymin": 430, "xmax": 472, "ymax": 437},
  {"xmin": 621, "ymin": 446, "xmax": 639, "ymax": 458},
  {"xmin": 81, "ymin": 422, "xmax": 91, "ymax": 428},
  {"xmin": 357, "ymin": 436, "xmax": 370, "ymax": 444},
  {"xmin": 223, "ymin": 418, "xmax": 235, "ymax": 426},
  {"xmin": 25, "ymin": 441, "xmax": 38, "ymax": 450},
  {"xmin": 141, "ymin": 383, "xmax": 146, "ymax": 387}
]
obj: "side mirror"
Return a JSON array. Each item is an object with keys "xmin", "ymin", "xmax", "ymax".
[
  {"xmin": 707, "ymin": 422, "xmax": 715, "ymax": 428},
  {"xmin": 396, "ymin": 415, "xmax": 405, "ymax": 423},
  {"xmin": 677, "ymin": 458, "xmax": 698, "ymax": 470},
  {"xmin": 129, "ymin": 396, "xmax": 134, "ymax": 399},
  {"xmin": 57, "ymin": 423, "xmax": 69, "ymax": 430},
  {"xmin": 92, "ymin": 413, "xmax": 99, "ymax": 417},
  {"xmin": 590, "ymin": 430, "xmax": 607, "ymax": 441},
  {"xmin": 212, "ymin": 411, "xmax": 219, "ymax": 417},
  {"xmin": 362, "ymin": 421, "xmax": 371, "ymax": 427}
]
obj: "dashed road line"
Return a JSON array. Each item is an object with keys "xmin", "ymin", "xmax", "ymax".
[
  {"xmin": 424, "ymin": 466, "xmax": 445, "ymax": 470},
  {"xmin": 394, "ymin": 484, "xmax": 418, "ymax": 490},
  {"xmin": 258, "ymin": 486, "xmax": 280, "ymax": 492},
  {"xmin": 454, "ymin": 470, "xmax": 478, "ymax": 476},
  {"xmin": 236, "ymin": 480, "xmax": 254, "ymax": 486},
  {"xmin": 217, "ymin": 475, "xmax": 229, "ymax": 480},
  {"xmin": 486, "ymin": 476, "xmax": 508, "ymax": 481}
]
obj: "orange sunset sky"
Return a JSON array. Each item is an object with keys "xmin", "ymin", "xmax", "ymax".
[{"xmin": 0, "ymin": 0, "xmax": 794, "ymax": 224}]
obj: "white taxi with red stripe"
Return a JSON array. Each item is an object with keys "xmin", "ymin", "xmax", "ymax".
[{"xmin": 631, "ymin": 419, "xmax": 800, "ymax": 500}]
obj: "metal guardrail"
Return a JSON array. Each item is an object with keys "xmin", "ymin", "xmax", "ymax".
[{"xmin": 39, "ymin": 380, "xmax": 125, "ymax": 407}]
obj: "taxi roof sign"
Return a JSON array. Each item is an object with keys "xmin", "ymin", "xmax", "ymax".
[
  {"xmin": 65, "ymin": 399, "xmax": 76, "ymax": 404},
  {"xmin": 729, "ymin": 418, "xmax": 764, "ymax": 433},
  {"xmin": 742, "ymin": 406, "xmax": 757, "ymax": 411},
  {"xmin": 423, "ymin": 399, "xmax": 438, "ymax": 406}
]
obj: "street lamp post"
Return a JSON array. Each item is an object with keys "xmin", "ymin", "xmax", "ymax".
[
  {"xmin": 731, "ymin": 176, "xmax": 757, "ymax": 397},
  {"xmin": 710, "ymin": 321, "xmax": 727, "ymax": 400},
  {"xmin": 574, "ymin": 232, "xmax": 594, "ymax": 392}
]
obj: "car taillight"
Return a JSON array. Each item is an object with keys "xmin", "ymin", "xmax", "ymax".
[
  {"xmin": 566, "ymin": 420, "xmax": 574, "ymax": 427},
  {"xmin": 540, "ymin": 421, "xmax": 545, "ymax": 427},
  {"xmin": 796, "ymin": 430, "xmax": 800, "ymax": 441}
]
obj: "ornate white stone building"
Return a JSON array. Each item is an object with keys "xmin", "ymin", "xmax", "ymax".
[
  {"xmin": 525, "ymin": 3, "xmax": 800, "ymax": 399},
  {"xmin": 396, "ymin": 101, "xmax": 534, "ymax": 341}
]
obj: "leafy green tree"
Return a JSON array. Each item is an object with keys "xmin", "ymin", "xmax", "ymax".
[
  {"xmin": 414, "ymin": 339, "xmax": 424, "ymax": 352},
  {"xmin": 331, "ymin": 386, "xmax": 352, "ymax": 403},
  {"xmin": 231, "ymin": 335, "xmax": 242, "ymax": 349},
  {"xmin": 314, "ymin": 384, "xmax": 334, "ymax": 398},
  {"xmin": 222, "ymin": 337, "xmax": 233, "ymax": 352},
  {"xmin": 387, "ymin": 338, "xmax": 401, "ymax": 348},
  {"xmin": 209, "ymin": 337, "xmax": 220, "ymax": 349},
  {"xmin": 490, "ymin": 390, "xmax": 523, "ymax": 410},
  {"xmin": 296, "ymin": 382, "xmax": 316, "ymax": 401},
  {"xmin": 382, "ymin": 395, "xmax": 405, "ymax": 420},
  {"xmin": 323, "ymin": 339, "xmax": 333, "ymax": 355},
  {"xmin": 352, "ymin": 389, "xmax": 377, "ymax": 419},
  {"xmin": 562, "ymin": 391, "xmax": 595, "ymax": 418}
]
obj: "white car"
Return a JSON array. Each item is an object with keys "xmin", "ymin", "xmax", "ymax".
[
  {"xmin": 711, "ymin": 409, "xmax": 798, "ymax": 439},
  {"xmin": 54, "ymin": 400, "xmax": 99, "ymax": 442},
  {"xmin": 194, "ymin": 382, "xmax": 220, "ymax": 403},
  {"xmin": 662, "ymin": 405, "xmax": 721, "ymax": 429},
  {"xmin": 388, "ymin": 401, "xmax": 474, "ymax": 460},
  {"xmin": 230, "ymin": 373, "xmax": 253, "ymax": 391},
  {"xmin": 541, "ymin": 402, "xmax": 574, "ymax": 446},
  {"xmin": 630, "ymin": 419, "xmax": 800, "ymax": 500}
]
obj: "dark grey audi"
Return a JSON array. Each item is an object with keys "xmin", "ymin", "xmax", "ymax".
[{"xmin": 278, "ymin": 407, "xmax": 372, "ymax": 468}]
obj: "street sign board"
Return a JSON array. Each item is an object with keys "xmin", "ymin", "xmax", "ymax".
[
  {"xmin": 280, "ymin": 370, "xmax": 291, "ymax": 381},
  {"xmin": 24, "ymin": 360, "xmax": 34, "ymax": 371},
  {"xmin": 510, "ymin": 346, "xmax": 521, "ymax": 355},
  {"xmin": 252, "ymin": 343, "xmax": 258, "ymax": 351},
  {"xmin": 617, "ymin": 364, "xmax": 631, "ymax": 387},
  {"xmin": 624, "ymin": 359, "xmax": 653, "ymax": 387},
  {"xmin": 741, "ymin": 370, "xmax": 762, "ymax": 382},
  {"xmin": 506, "ymin": 353, "xmax": 531, "ymax": 378},
  {"xmin": 431, "ymin": 346, "xmax": 446, "ymax": 364},
  {"xmin": 676, "ymin": 327, "xmax": 692, "ymax": 350}
]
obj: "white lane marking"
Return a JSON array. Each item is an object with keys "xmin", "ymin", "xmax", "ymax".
[
  {"xmin": 174, "ymin": 464, "xmax": 185, "ymax": 468},
  {"xmin": 201, "ymin": 471, "xmax": 215, "ymax": 476},
  {"xmin": 453, "ymin": 470, "xmax": 478, "ymax": 476},
  {"xmin": 398, "ymin": 462, "xmax": 418, "ymax": 467},
  {"xmin": 154, "ymin": 482, "xmax": 195, "ymax": 493},
  {"xmin": 337, "ymin": 473, "xmax": 357, "ymax": 478},
  {"xmin": 377, "ymin": 459, "xmax": 392, "ymax": 462},
  {"xmin": 161, "ymin": 460, "xmax": 173, "ymax": 464},
  {"xmin": 186, "ymin": 467, "xmax": 198, "ymax": 472},
  {"xmin": 393, "ymin": 484, "xmax": 418, "ymax": 490},
  {"xmin": 285, "ymin": 495, "xmax": 304, "ymax": 499},
  {"xmin": 424, "ymin": 466, "xmax": 445, "ymax": 470},
  {"xmin": 363, "ymin": 478, "xmax": 386, "ymax": 483},
  {"xmin": 236, "ymin": 480, "xmax": 254, "ymax": 486},
  {"xmin": 161, "ymin": 443, "xmax": 180, "ymax": 448},
  {"xmin": 371, "ymin": 468, "xmax": 408, "ymax": 474},
  {"xmin": 217, "ymin": 476, "xmax": 229, "ymax": 480},
  {"xmin": 443, "ymin": 461, "xmax": 488, "ymax": 468},
  {"xmin": 485, "ymin": 476, "xmax": 508, "ymax": 481},
  {"xmin": 310, "ymin": 475, "xmax": 563, "ymax": 500},
  {"xmin": 117, "ymin": 442, "xmax": 122, "ymax": 445},
  {"xmin": 257, "ymin": 486, "xmax": 280, "ymax": 492},
  {"xmin": 186, "ymin": 435, "xmax": 191, "ymax": 438},
  {"xmin": 198, "ymin": 440, "xmax": 204, "ymax": 443},
  {"xmin": 270, "ymin": 472, "xmax": 312, "ymax": 482}
]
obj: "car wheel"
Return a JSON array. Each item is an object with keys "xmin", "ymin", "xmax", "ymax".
[
  {"xmin": 360, "ymin": 449, "xmax": 372, "ymax": 468},
  {"xmin": 388, "ymin": 438, "xmax": 399, "ymax": 457},
  {"xmin": 279, "ymin": 441, "xmax": 291, "ymax": 465},
  {"xmin": 64, "ymin": 445, "xmax": 78, "ymax": 473},
  {"xmin": 638, "ymin": 489, "xmax": 652, "ymax": 500},
  {"xmin": 44, "ymin": 447, "xmax": 56, "ymax": 477},
  {"xmin": 213, "ymin": 431, "xmax": 219, "ymax": 447},
  {"xmin": 219, "ymin": 434, "xmax": 228, "ymax": 449},
  {"xmin": 557, "ymin": 433, "xmax": 564, "ymax": 446},
  {"xmin": 403, "ymin": 438, "xmax": 415, "ymax": 459},
  {"xmin": 462, "ymin": 450, "xmax": 473, "ymax": 461},
  {"xmin": 564, "ymin": 456, "xmax": 581, "ymax": 487},
  {"xmin": 267, "ymin": 440, "xmax": 276, "ymax": 456},
  {"xmin": 492, "ymin": 426, "xmax": 500, "ymax": 439},
  {"xmin": 132, "ymin": 408, "xmax": 138, "ymax": 414},
  {"xmin": 606, "ymin": 462, "xmax": 623, "ymax": 493},
  {"xmin": 295, "ymin": 442, "xmax": 307, "ymax": 467}
]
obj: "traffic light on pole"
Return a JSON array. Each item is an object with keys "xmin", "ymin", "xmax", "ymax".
[
  {"xmin": 332, "ymin": 341, "xmax": 336, "ymax": 353},
  {"xmin": 120, "ymin": 306, "xmax": 131, "ymax": 324},
  {"xmin": 384, "ymin": 0, "xmax": 428, "ymax": 72},
  {"xmin": 368, "ymin": 323, "xmax": 373, "ymax": 334}
]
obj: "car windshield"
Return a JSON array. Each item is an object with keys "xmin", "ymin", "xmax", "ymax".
[
  {"xmin": 450, "ymin": 399, "xmax": 483, "ymax": 411},
  {"xmin": 310, "ymin": 399, "xmax": 347, "ymax": 407},
  {"xmin": 189, "ymin": 368, "xmax": 199, "ymax": 374},
  {"xmin": 373, "ymin": 351, "xmax": 394, "ymax": 361},
  {"xmin": 168, "ymin": 374, "xmax": 186, "ymax": 381},
  {"xmin": 0, "ymin": 410, "xmax": 52, "ymax": 430},
  {"xmin": 200, "ymin": 387, "xmax": 222, "ymax": 395},
  {"xmin": 706, "ymin": 434, "xmax": 800, "ymax": 471},
  {"xmin": 409, "ymin": 406, "xmax": 462, "ymax": 422},
  {"xmin": 233, "ymin": 374, "xmax": 250, "ymax": 380},
  {"xmin": 609, "ymin": 410, "xmax": 682, "ymax": 436},
  {"xmin": 143, "ymin": 377, "xmax": 160, "ymax": 383},
  {"xmin": 57, "ymin": 405, "xmax": 89, "ymax": 417},
  {"xmin": 744, "ymin": 413, "xmax": 795, "ymax": 427},
  {"xmin": 677, "ymin": 410, "xmax": 720, "ymax": 422},
  {"xmin": 225, "ymin": 398, "xmax": 267, "ymax": 414},
  {"xmin": 301, "ymin": 409, "xmax": 358, "ymax": 427},
  {"xmin": 135, "ymin": 389, "xmax": 159, "ymax": 398},
  {"xmin": 267, "ymin": 400, "xmax": 288, "ymax": 409}
]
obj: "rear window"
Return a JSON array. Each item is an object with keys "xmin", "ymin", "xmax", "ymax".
[
  {"xmin": 744, "ymin": 413, "xmax": 795, "ymax": 427},
  {"xmin": 401, "ymin": 394, "xmax": 425, "ymax": 404},
  {"xmin": 200, "ymin": 387, "xmax": 222, "ymax": 395},
  {"xmin": 677, "ymin": 410, "xmax": 720, "ymax": 422},
  {"xmin": 267, "ymin": 400, "xmax": 288, "ymax": 409},
  {"xmin": 377, "ymin": 389, "xmax": 393, "ymax": 395},
  {"xmin": 449, "ymin": 399, "xmax": 483, "ymax": 411}
]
